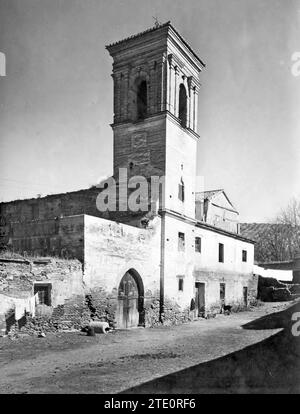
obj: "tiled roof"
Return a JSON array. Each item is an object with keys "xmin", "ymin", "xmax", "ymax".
[
  {"xmin": 106, "ymin": 21, "xmax": 171, "ymax": 48},
  {"xmin": 106, "ymin": 21, "xmax": 205, "ymax": 67}
]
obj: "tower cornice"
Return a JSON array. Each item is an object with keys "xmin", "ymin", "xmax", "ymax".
[{"xmin": 106, "ymin": 21, "xmax": 205, "ymax": 73}]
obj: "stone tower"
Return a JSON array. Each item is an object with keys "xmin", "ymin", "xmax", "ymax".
[{"xmin": 106, "ymin": 22, "xmax": 205, "ymax": 218}]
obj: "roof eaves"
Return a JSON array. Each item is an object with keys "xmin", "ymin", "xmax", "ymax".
[{"xmin": 105, "ymin": 21, "xmax": 206, "ymax": 68}]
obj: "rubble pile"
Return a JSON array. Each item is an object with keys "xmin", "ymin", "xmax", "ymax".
[{"xmin": 84, "ymin": 290, "xmax": 117, "ymax": 328}]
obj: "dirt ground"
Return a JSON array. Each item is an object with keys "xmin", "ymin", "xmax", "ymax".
[{"xmin": 0, "ymin": 301, "xmax": 299, "ymax": 394}]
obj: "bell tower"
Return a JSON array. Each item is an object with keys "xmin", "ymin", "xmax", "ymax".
[{"xmin": 106, "ymin": 22, "xmax": 205, "ymax": 219}]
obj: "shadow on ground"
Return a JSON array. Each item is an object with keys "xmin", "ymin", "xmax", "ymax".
[
  {"xmin": 242, "ymin": 301, "xmax": 300, "ymax": 331},
  {"xmin": 122, "ymin": 301, "xmax": 300, "ymax": 394}
]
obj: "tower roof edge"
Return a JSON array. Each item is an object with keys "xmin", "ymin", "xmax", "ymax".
[{"xmin": 105, "ymin": 21, "xmax": 205, "ymax": 69}]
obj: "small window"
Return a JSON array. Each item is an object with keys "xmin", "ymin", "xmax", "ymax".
[
  {"xmin": 195, "ymin": 237, "xmax": 201, "ymax": 253},
  {"xmin": 34, "ymin": 283, "xmax": 52, "ymax": 306},
  {"xmin": 178, "ymin": 178, "xmax": 185, "ymax": 202},
  {"xmin": 178, "ymin": 232, "xmax": 185, "ymax": 251},
  {"xmin": 178, "ymin": 277, "xmax": 184, "ymax": 291},
  {"xmin": 242, "ymin": 250, "xmax": 247, "ymax": 262},
  {"xmin": 218, "ymin": 243, "xmax": 224, "ymax": 263}
]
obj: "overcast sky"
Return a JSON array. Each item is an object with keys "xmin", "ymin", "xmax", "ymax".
[{"xmin": 0, "ymin": 0, "xmax": 299, "ymax": 222}]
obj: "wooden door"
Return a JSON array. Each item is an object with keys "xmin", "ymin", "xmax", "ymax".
[
  {"xmin": 195, "ymin": 282, "xmax": 205, "ymax": 317},
  {"xmin": 243, "ymin": 287, "xmax": 248, "ymax": 307},
  {"xmin": 220, "ymin": 283, "xmax": 226, "ymax": 308},
  {"xmin": 118, "ymin": 272, "xmax": 139, "ymax": 328}
]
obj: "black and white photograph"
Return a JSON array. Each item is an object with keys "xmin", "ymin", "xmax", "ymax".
[{"xmin": 0, "ymin": 0, "xmax": 299, "ymax": 397}]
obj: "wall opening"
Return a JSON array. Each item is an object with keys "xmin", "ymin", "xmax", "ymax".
[
  {"xmin": 220, "ymin": 282, "xmax": 226, "ymax": 308},
  {"xmin": 195, "ymin": 282, "xmax": 205, "ymax": 317},
  {"xmin": 218, "ymin": 243, "xmax": 224, "ymax": 263},
  {"xmin": 178, "ymin": 83, "xmax": 187, "ymax": 127},
  {"xmin": 195, "ymin": 237, "xmax": 201, "ymax": 253},
  {"xmin": 178, "ymin": 178, "xmax": 185, "ymax": 202},
  {"xmin": 137, "ymin": 80, "xmax": 147, "ymax": 119},
  {"xmin": 34, "ymin": 283, "xmax": 52, "ymax": 306},
  {"xmin": 117, "ymin": 268, "xmax": 144, "ymax": 328},
  {"xmin": 243, "ymin": 286, "xmax": 248, "ymax": 307},
  {"xmin": 178, "ymin": 277, "xmax": 184, "ymax": 291},
  {"xmin": 178, "ymin": 232, "xmax": 185, "ymax": 251}
]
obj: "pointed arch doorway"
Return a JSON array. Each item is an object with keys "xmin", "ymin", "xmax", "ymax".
[{"xmin": 116, "ymin": 269, "xmax": 144, "ymax": 329}]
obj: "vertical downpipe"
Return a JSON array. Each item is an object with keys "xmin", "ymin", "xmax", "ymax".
[{"xmin": 160, "ymin": 211, "xmax": 166, "ymax": 322}]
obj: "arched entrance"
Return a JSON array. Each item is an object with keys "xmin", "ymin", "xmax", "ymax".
[{"xmin": 116, "ymin": 269, "xmax": 144, "ymax": 329}]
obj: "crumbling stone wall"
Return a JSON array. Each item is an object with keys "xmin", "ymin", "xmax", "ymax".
[
  {"xmin": 0, "ymin": 187, "xmax": 153, "ymax": 257},
  {"xmin": 0, "ymin": 215, "xmax": 85, "ymax": 261},
  {"xmin": 0, "ymin": 187, "xmax": 101, "ymax": 229},
  {"xmin": 144, "ymin": 297, "xmax": 193, "ymax": 328},
  {"xmin": 83, "ymin": 288, "xmax": 119, "ymax": 328},
  {"xmin": 0, "ymin": 254, "xmax": 85, "ymax": 333}
]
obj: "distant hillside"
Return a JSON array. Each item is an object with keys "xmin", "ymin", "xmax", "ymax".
[{"xmin": 240, "ymin": 223, "xmax": 300, "ymax": 262}]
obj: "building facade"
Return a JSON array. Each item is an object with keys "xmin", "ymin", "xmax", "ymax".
[{"xmin": 0, "ymin": 22, "xmax": 257, "ymax": 329}]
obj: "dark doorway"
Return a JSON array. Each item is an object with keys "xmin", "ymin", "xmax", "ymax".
[
  {"xmin": 117, "ymin": 269, "xmax": 144, "ymax": 329},
  {"xmin": 34, "ymin": 283, "xmax": 51, "ymax": 306},
  {"xmin": 243, "ymin": 287, "xmax": 248, "ymax": 307},
  {"xmin": 220, "ymin": 283, "xmax": 226, "ymax": 308},
  {"xmin": 195, "ymin": 282, "xmax": 205, "ymax": 317}
]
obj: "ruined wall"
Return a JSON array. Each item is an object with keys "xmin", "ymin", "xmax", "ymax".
[
  {"xmin": 0, "ymin": 187, "xmax": 158, "ymax": 255},
  {"xmin": 0, "ymin": 255, "xmax": 85, "ymax": 332},
  {"xmin": 0, "ymin": 188, "xmax": 102, "ymax": 227},
  {"xmin": 0, "ymin": 215, "xmax": 85, "ymax": 261}
]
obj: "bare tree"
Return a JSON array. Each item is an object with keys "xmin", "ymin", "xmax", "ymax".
[
  {"xmin": 274, "ymin": 197, "xmax": 300, "ymax": 260},
  {"xmin": 277, "ymin": 197, "xmax": 300, "ymax": 227},
  {"xmin": 242, "ymin": 197, "xmax": 300, "ymax": 263}
]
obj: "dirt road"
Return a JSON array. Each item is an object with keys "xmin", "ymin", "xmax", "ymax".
[{"xmin": 0, "ymin": 301, "xmax": 296, "ymax": 394}]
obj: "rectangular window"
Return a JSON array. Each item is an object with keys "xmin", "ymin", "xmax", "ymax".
[
  {"xmin": 34, "ymin": 284, "xmax": 52, "ymax": 306},
  {"xmin": 218, "ymin": 243, "xmax": 224, "ymax": 262},
  {"xmin": 178, "ymin": 232, "xmax": 185, "ymax": 251},
  {"xmin": 195, "ymin": 237, "xmax": 201, "ymax": 253},
  {"xmin": 242, "ymin": 250, "xmax": 247, "ymax": 262},
  {"xmin": 178, "ymin": 277, "xmax": 184, "ymax": 292},
  {"xmin": 178, "ymin": 181, "xmax": 185, "ymax": 202}
]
